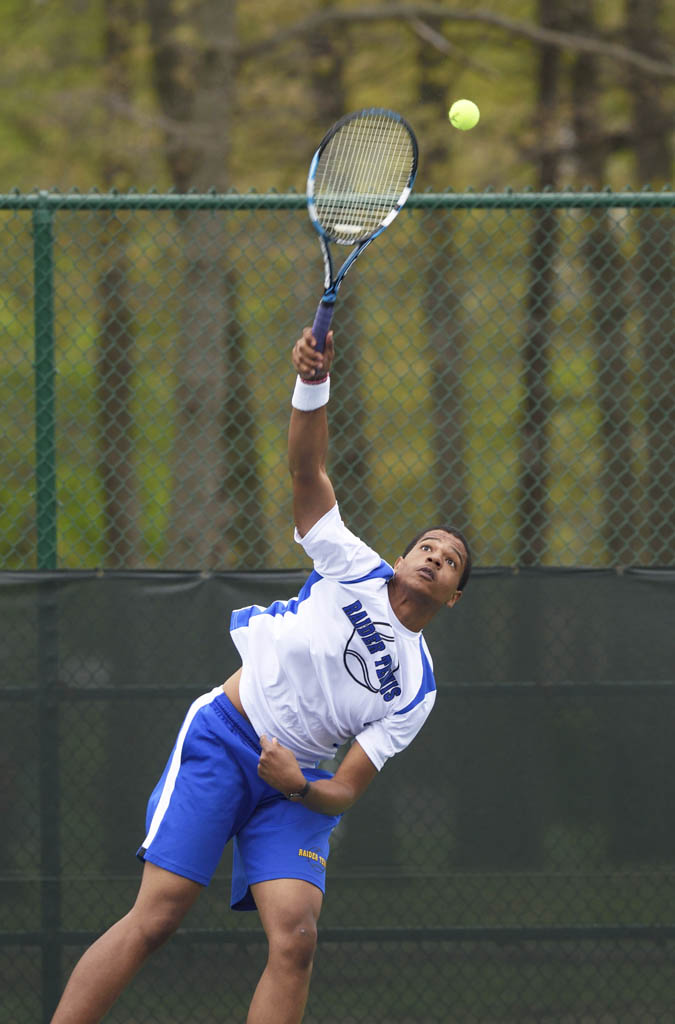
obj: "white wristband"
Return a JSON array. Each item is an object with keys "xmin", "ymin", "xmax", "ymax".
[{"xmin": 292, "ymin": 374, "xmax": 330, "ymax": 411}]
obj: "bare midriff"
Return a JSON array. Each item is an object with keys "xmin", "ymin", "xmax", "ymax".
[{"xmin": 222, "ymin": 667, "xmax": 249, "ymax": 721}]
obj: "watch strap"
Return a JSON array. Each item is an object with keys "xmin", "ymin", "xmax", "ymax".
[{"xmin": 287, "ymin": 780, "xmax": 311, "ymax": 800}]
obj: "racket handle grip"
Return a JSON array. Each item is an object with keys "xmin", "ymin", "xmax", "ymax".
[{"xmin": 311, "ymin": 300, "xmax": 335, "ymax": 354}]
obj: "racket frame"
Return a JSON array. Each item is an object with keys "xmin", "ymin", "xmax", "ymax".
[{"xmin": 306, "ymin": 107, "xmax": 418, "ymax": 351}]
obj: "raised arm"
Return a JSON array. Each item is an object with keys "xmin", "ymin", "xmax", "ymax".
[{"xmin": 289, "ymin": 327, "xmax": 336, "ymax": 537}]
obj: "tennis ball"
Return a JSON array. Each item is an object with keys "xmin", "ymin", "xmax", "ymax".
[{"xmin": 449, "ymin": 99, "xmax": 480, "ymax": 131}]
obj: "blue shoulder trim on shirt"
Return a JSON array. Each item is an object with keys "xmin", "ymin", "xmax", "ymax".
[
  {"xmin": 230, "ymin": 570, "xmax": 322, "ymax": 630},
  {"xmin": 394, "ymin": 637, "xmax": 436, "ymax": 716},
  {"xmin": 341, "ymin": 559, "xmax": 394, "ymax": 585}
]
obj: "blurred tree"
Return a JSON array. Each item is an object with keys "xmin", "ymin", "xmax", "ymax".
[
  {"xmin": 97, "ymin": 0, "xmax": 144, "ymax": 567},
  {"xmin": 146, "ymin": 0, "xmax": 270, "ymax": 567},
  {"xmin": 625, "ymin": 0, "xmax": 674, "ymax": 564},
  {"xmin": 570, "ymin": 0, "xmax": 637, "ymax": 565},
  {"xmin": 413, "ymin": 16, "xmax": 469, "ymax": 530},
  {"xmin": 517, "ymin": 0, "xmax": 562, "ymax": 565}
]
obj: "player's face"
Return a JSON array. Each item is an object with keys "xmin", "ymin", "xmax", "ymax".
[{"xmin": 394, "ymin": 531, "xmax": 466, "ymax": 607}]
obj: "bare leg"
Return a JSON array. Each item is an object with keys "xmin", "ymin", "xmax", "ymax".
[
  {"xmin": 50, "ymin": 863, "xmax": 202, "ymax": 1024},
  {"xmin": 247, "ymin": 878, "xmax": 323, "ymax": 1024}
]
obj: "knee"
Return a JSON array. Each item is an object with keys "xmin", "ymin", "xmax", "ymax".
[
  {"xmin": 129, "ymin": 903, "xmax": 184, "ymax": 954},
  {"xmin": 269, "ymin": 920, "xmax": 318, "ymax": 974}
]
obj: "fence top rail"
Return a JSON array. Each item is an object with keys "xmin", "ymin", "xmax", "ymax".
[{"xmin": 0, "ymin": 188, "xmax": 673, "ymax": 212}]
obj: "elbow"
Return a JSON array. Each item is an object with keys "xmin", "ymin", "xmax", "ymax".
[
  {"xmin": 288, "ymin": 462, "xmax": 327, "ymax": 486},
  {"xmin": 329, "ymin": 781, "xmax": 361, "ymax": 815},
  {"xmin": 308, "ymin": 780, "xmax": 359, "ymax": 816},
  {"xmin": 338, "ymin": 794, "xmax": 358, "ymax": 814}
]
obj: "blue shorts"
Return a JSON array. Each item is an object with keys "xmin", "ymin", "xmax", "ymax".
[{"xmin": 137, "ymin": 687, "xmax": 341, "ymax": 911}]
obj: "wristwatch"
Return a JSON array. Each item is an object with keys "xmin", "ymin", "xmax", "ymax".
[{"xmin": 287, "ymin": 781, "xmax": 311, "ymax": 800}]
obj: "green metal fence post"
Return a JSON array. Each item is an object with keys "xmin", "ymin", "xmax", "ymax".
[
  {"xmin": 32, "ymin": 192, "xmax": 62, "ymax": 1022},
  {"xmin": 33, "ymin": 192, "xmax": 57, "ymax": 570},
  {"xmin": 37, "ymin": 580, "xmax": 62, "ymax": 1024}
]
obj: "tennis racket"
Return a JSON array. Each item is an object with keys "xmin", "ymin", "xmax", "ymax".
[{"xmin": 306, "ymin": 107, "xmax": 418, "ymax": 355}]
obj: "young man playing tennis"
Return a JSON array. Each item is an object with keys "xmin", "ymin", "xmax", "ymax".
[{"xmin": 50, "ymin": 327, "xmax": 470, "ymax": 1024}]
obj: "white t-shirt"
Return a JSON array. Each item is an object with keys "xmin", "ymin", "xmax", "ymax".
[{"xmin": 230, "ymin": 504, "xmax": 436, "ymax": 771}]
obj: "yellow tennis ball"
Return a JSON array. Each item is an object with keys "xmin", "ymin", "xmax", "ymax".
[{"xmin": 449, "ymin": 99, "xmax": 480, "ymax": 131}]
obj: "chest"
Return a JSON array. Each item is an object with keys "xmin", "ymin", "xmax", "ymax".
[{"xmin": 297, "ymin": 582, "xmax": 421, "ymax": 713}]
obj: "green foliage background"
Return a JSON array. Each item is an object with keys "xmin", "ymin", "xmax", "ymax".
[
  {"xmin": 1, "ymin": 1, "xmax": 673, "ymax": 571},
  {"xmin": 2, "ymin": 0, "xmax": 672, "ymax": 193}
]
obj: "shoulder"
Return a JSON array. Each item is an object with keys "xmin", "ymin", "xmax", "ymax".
[
  {"xmin": 294, "ymin": 503, "xmax": 343, "ymax": 544},
  {"xmin": 295, "ymin": 504, "xmax": 388, "ymax": 583}
]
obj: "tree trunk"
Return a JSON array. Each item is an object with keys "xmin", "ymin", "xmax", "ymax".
[
  {"xmin": 625, "ymin": 0, "xmax": 674, "ymax": 565},
  {"xmin": 517, "ymin": 0, "xmax": 561, "ymax": 566},
  {"xmin": 167, "ymin": 207, "xmax": 237, "ymax": 567},
  {"xmin": 415, "ymin": 18, "xmax": 469, "ymax": 529},
  {"xmin": 222, "ymin": 266, "xmax": 272, "ymax": 563},
  {"xmin": 148, "ymin": 0, "xmax": 268, "ymax": 568},
  {"xmin": 97, "ymin": 0, "xmax": 143, "ymax": 567},
  {"xmin": 570, "ymin": 0, "xmax": 637, "ymax": 564}
]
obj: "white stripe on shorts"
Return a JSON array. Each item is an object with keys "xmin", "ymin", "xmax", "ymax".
[{"xmin": 142, "ymin": 685, "xmax": 223, "ymax": 852}]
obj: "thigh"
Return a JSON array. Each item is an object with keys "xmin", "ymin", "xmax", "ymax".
[
  {"xmin": 138, "ymin": 688, "xmax": 257, "ymax": 886},
  {"xmin": 133, "ymin": 861, "xmax": 203, "ymax": 922},
  {"xmin": 231, "ymin": 791, "xmax": 340, "ymax": 911}
]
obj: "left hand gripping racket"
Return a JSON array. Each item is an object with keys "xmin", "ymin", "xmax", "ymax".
[{"xmin": 306, "ymin": 108, "xmax": 418, "ymax": 355}]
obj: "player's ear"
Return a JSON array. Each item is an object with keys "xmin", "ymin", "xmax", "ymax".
[
  {"xmin": 393, "ymin": 555, "xmax": 404, "ymax": 572},
  {"xmin": 445, "ymin": 590, "xmax": 462, "ymax": 609}
]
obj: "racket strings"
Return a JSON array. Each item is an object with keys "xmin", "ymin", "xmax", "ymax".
[{"xmin": 314, "ymin": 114, "xmax": 414, "ymax": 243}]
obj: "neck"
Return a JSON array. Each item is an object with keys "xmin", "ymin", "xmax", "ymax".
[{"xmin": 387, "ymin": 576, "xmax": 438, "ymax": 633}]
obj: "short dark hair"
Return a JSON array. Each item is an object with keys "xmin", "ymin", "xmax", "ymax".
[{"xmin": 401, "ymin": 525, "xmax": 472, "ymax": 592}]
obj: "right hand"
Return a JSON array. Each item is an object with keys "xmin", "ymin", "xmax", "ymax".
[
  {"xmin": 292, "ymin": 327, "xmax": 334, "ymax": 380},
  {"xmin": 257, "ymin": 736, "xmax": 306, "ymax": 796}
]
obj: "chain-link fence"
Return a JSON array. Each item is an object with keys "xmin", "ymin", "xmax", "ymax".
[
  {"xmin": 1, "ymin": 189, "xmax": 673, "ymax": 572},
  {"xmin": 1, "ymin": 191, "xmax": 675, "ymax": 1023}
]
